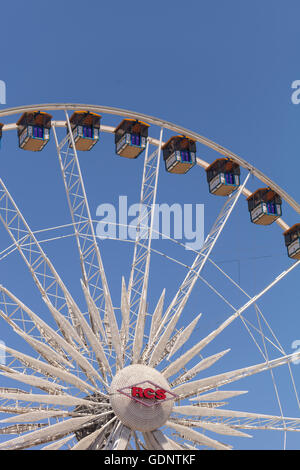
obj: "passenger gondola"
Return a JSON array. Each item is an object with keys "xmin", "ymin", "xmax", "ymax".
[
  {"xmin": 247, "ymin": 187, "xmax": 282, "ymax": 225},
  {"xmin": 205, "ymin": 158, "xmax": 240, "ymax": 196},
  {"xmin": 16, "ymin": 112, "xmax": 52, "ymax": 151},
  {"xmin": 68, "ymin": 111, "xmax": 101, "ymax": 151},
  {"xmin": 283, "ymin": 224, "xmax": 300, "ymax": 260},
  {"xmin": 114, "ymin": 119, "xmax": 149, "ymax": 158},
  {"xmin": 162, "ymin": 135, "xmax": 196, "ymax": 174}
]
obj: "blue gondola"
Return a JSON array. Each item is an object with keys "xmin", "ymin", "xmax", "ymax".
[
  {"xmin": 284, "ymin": 224, "xmax": 300, "ymax": 260},
  {"xmin": 247, "ymin": 188, "xmax": 282, "ymax": 225},
  {"xmin": 114, "ymin": 119, "xmax": 149, "ymax": 159},
  {"xmin": 69, "ymin": 111, "xmax": 101, "ymax": 151},
  {"xmin": 206, "ymin": 158, "xmax": 240, "ymax": 196},
  {"xmin": 162, "ymin": 135, "xmax": 196, "ymax": 174},
  {"xmin": 17, "ymin": 112, "xmax": 52, "ymax": 151}
]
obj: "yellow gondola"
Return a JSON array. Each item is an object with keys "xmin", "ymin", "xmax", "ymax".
[
  {"xmin": 114, "ymin": 119, "xmax": 149, "ymax": 159},
  {"xmin": 247, "ymin": 187, "xmax": 282, "ymax": 225},
  {"xmin": 68, "ymin": 111, "xmax": 101, "ymax": 151},
  {"xmin": 283, "ymin": 224, "xmax": 300, "ymax": 260},
  {"xmin": 16, "ymin": 112, "xmax": 52, "ymax": 151},
  {"xmin": 162, "ymin": 135, "xmax": 196, "ymax": 174},
  {"xmin": 205, "ymin": 158, "xmax": 240, "ymax": 196}
]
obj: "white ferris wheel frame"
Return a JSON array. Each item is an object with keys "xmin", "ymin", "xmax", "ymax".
[{"xmin": 0, "ymin": 103, "xmax": 299, "ymax": 450}]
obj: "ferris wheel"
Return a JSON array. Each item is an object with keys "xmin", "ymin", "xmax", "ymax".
[{"xmin": 0, "ymin": 103, "xmax": 299, "ymax": 450}]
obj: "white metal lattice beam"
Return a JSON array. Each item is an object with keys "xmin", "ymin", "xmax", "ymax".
[
  {"xmin": 126, "ymin": 129, "xmax": 163, "ymax": 362},
  {"xmin": 146, "ymin": 173, "xmax": 251, "ymax": 366},
  {"xmin": 52, "ymin": 114, "xmax": 123, "ymax": 369}
]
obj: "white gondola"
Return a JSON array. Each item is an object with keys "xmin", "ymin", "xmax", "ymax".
[
  {"xmin": 206, "ymin": 158, "xmax": 240, "ymax": 196},
  {"xmin": 284, "ymin": 224, "xmax": 300, "ymax": 260},
  {"xmin": 68, "ymin": 111, "xmax": 101, "ymax": 151},
  {"xmin": 114, "ymin": 119, "xmax": 149, "ymax": 159},
  {"xmin": 162, "ymin": 135, "xmax": 196, "ymax": 174},
  {"xmin": 17, "ymin": 112, "xmax": 52, "ymax": 151},
  {"xmin": 247, "ymin": 187, "xmax": 282, "ymax": 225}
]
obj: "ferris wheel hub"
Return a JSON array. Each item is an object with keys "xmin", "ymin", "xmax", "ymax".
[{"xmin": 109, "ymin": 364, "xmax": 176, "ymax": 432}]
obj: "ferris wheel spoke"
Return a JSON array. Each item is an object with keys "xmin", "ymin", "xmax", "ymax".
[
  {"xmin": 0, "ymin": 371, "xmax": 66, "ymax": 395},
  {"xmin": 142, "ymin": 431, "xmax": 159, "ymax": 450},
  {"xmin": 120, "ymin": 277, "xmax": 130, "ymax": 346},
  {"xmin": 0, "ymin": 177, "xmax": 88, "ymax": 338},
  {"xmin": 175, "ymin": 416, "xmax": 300, "ymax": 434},
  {"xmin": 53, "ymin": 116, "xmax": 122, "ymax": 363},
  {"xmin": 127, "ymin": 132, "xmax": 163, "ymax": 305},
  {"xmin": 128, "ymin": 129, "xmax": 163, "ymax": 363},
  {"xmin": 169, "ymin": 349, "xmax": 231, "ymax": 386},
  {"xmin": 206, "ymin": 257, "xmax": 295, "ymax": 361},
  {"xmin": 0, "ymin": 423, "xmax": 48, "ymax": 435},
  {"xmin": 167, "ymin": 420, "xmax": 232, "ymax": 450},
  {"xmin": 144, "ymin": 429, "xmax": 183, "ymax": 450},
  {"xmin": 166, "ymin": 314, "xmax": 202, "ymax": 360},
  {"xmin": 196, "ymin": 259, "xmax": 299, "ymax": 420},
  {"xmin": 149, "ymin": 315, "xmax": 201, "ymax": 368},
  {"xmin": 148, "ymin": 288, "xmax": 165, "ymax": 346},
  {"xmin": 80, "ymin": 279, "xmax": 107, "ymax": 343},
  {"xmin": 16, "ymin": 307, "xmax": 103, "ymax": 389},
  {"xmin": 3, "ymin": 282, "xmax": 86, "ymax": 355},
  {"xmin": 172, "ymin": 405, "xmax": 288, "ymax": 420},
  {"xmin": 190, "ymin": 390, "xmax": 248, "ymax": 401},
  {"xmin": 0, "ymin": 343, "xmax": 102, "ymax": 395},
  {"xmin": 111, "ymin": 424, "xmax": 131, "ymax": 450},
  {"xmin": 0, "ymin": 414, "xmax": 103, "ymax": 450},
  {"xmin": 253, "ymin": 304, "xmax": 300, "ymax": 410},
  {"xmin": 158, "ymin": 433, "xmax": 186, "ymax": 450},
  {"xmin": 41, "ymin": 434, "xmax": 76, "ymax": 450},
  {"xmin": 142, "ymin": 431, "xmax": 156, "ymax": 450},
  {"xmin": 60, "ymin": 293, "xmax": 113, "ymax": 380},
  {"xmin": 0, "ymin": 307, "xmax": 71, "ymax": 369},
  {"xmin": 129, "ymin": 234, "xmax": 296, "ymax": 379},
  {"xmin": 127, "ymin": 231, "xmax": 286, "ymax": 365},
  {"xmin": 225, "ymin": 418, "xmax": 300, "ymax": 433},
  {"xmin": 71, "ymin": 415, "xmax": 117, "ymax": 450},
  {"xmin": 42, "ymin": 298, "xmax": 87, "ymax": 351},
  {"xmin": 0, "ymin": 404, "xmax": 55, "ymax": 415},
  {"xmin": 253, "ymin": 304, "xmax": 287, "ymax": 436},
  {"xmin": 170, "ymin": 418, "xmax": 251, "ymax": 438},
  {"xmin": 1, "ymin": 409, "xmax": 84, "ymax": 424},
  {"xmin": 147, "ymin": 241, "xmax": 298, "ymax": 406},
  {"xmin": 150, "ymin": 430, "xmax": 173, "ymax": 449},
  {"xmin": 173, "ymin": 351, "xmax": 300, "ymax": 399},
  {"xmin": 146, "ymin": 173, "xmax": 251, "ymax": 367},
  {"xmin": 0, "ymin": 287, "xmax": 111, "ymax": 389},
  {"xmin": 104, "ymin": 420, "xmax": 122, "ymax": 449},
  {"xmin": 163, "ymin": 260, "xmax": 300, "ymax": 379},
  {"xmin": 0, "ymin": 391, "xmax": 106, "ymax": 409}
]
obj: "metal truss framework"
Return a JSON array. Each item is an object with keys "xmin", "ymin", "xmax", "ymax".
[
  {"xmin": 145, "ymin": 172, "xmax": 251, "ymax": 366},
  {"xmin": 127, "ymin": 128, "xmax": 164, "ymax": 362},
  {"xmin": 0, "ymin": 177, "xmax": 78, "ymax": 329},
  {"xmin": 52, "ymin": 113, "xmax": 122, "ymax": 369}
]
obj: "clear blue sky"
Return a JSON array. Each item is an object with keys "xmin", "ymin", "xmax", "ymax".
[{"xmin": 0, "ymin": 0, "xmax": 300, "ymax": 450}]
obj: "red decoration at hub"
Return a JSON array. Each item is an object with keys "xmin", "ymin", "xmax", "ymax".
[
  {"xmin": 117, "ymin": 380, "xmax": 178, "ymax": 407},
  {"xmin": 131, "ymin": 386, "xmax": 166, "ymax": 400}
]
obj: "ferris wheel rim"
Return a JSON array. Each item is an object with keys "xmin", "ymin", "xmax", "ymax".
[{"xmin": 0, "ymin": 102, "xmax": 299, "ymax": 219}]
